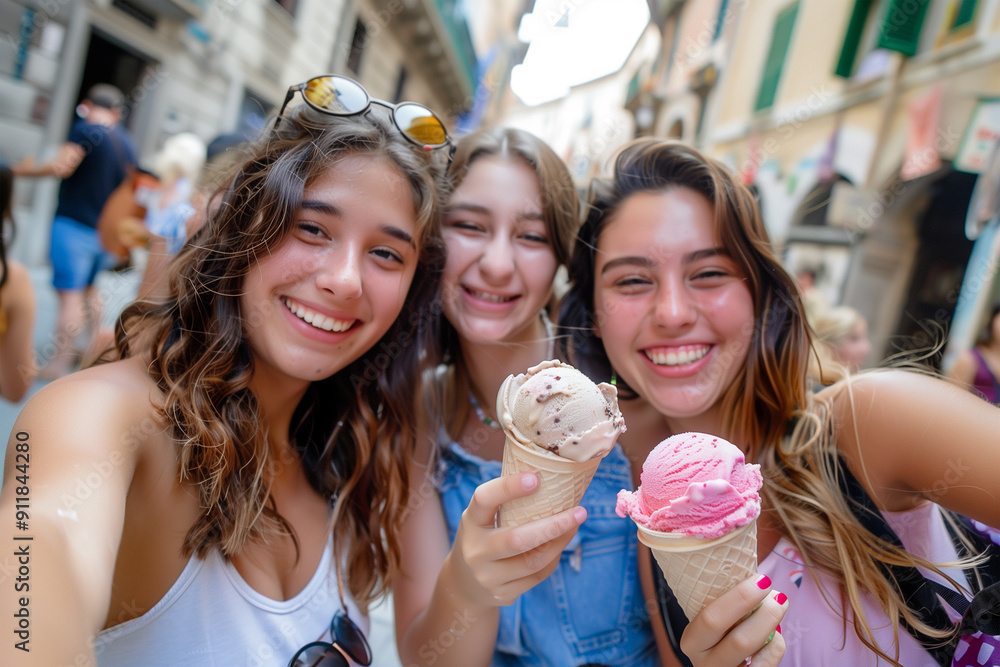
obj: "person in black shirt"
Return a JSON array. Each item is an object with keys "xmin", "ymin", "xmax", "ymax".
[{"xmin": 14, "ymin": 83, "xmax": 137, "ymax": 379}]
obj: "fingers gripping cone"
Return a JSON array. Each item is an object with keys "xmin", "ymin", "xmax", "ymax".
[
  {"xmin": 496, "ymin": 374, "xmax": 601, "ymax": 527},
  {"xmin": 638, "ymin": 520, "xmax": 758, "ymax": 621}
]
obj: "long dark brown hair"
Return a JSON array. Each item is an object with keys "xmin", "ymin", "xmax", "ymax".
[
  {"xmin": 0, "ymin": 164, "xmax": 13, "ymax": 292},
  {"xmin": 559, "ymin": 139, "xmax": 971, "ymax": 665},
  {"xmin": 113, "ymin": 105, "xmax": 446, "ymax": 608}
]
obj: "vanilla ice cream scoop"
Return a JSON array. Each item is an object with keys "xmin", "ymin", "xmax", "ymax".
[{"xmin": 498, "ymin": 359, "xmax": 625, "ymax": 462}]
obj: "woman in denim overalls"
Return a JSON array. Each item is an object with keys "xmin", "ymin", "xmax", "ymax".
[{"xmin": 393, "ymin": 128, "xmax": 658, "ymax": 666}]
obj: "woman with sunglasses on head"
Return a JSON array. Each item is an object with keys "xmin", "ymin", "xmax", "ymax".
[
  {"xmin": 0, "ymin": 80, "xmax": 449, "ymax": 666},
  {"xmin": 393, "ymin": 128, "xmax": 659, "ymax": 666},
  {"xmin": 559, "ymin": 139, "xmax": 1000, "ymax": 667}
]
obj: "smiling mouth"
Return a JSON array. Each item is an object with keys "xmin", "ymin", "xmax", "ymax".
[
  {"xmin": 463, "ymin": 286, "xmax": 516, "ymax": 304},
  {"xmin": 644, "ymin": 345, "xmax": 710, "ymax": 366},
  {"xmin": 283, "ymin": 298, "xmax": 356, "ymax": 333}
]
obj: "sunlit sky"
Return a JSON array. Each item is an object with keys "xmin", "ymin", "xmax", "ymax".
[{"xmin": 511, "ymin": 0, "xmax": 651, "ymax": 107}]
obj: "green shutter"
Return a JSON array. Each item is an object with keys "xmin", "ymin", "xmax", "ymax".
[
  {"xmin": 713, "ymin": 0, "xmax": 731, "ymax": 41},
  {"xmin": 877, "ymin": 0, "xmax": 930, "ymax": 56},
  {"xmin": 835, "ymin": 0, "xmax": 874, "ymax": 78},
  {"xmin": 952, "ymin": 0, "xmax": 978, "ymax": 29},
  {"xmin": 755, "ymin": 2, "xmax": 799, "ymax": 112}
]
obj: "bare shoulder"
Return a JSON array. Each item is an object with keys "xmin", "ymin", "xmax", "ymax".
[
  {"xmin": 821, "ymin": 369, "xmax": 1000, "ymax": 516},
  {"xmin": 10, "ymin": 357, "xmax": 164, "ymax": 464}
]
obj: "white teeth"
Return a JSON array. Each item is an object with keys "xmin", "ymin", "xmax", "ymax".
[
  {"xmin": 283, "ymin": 298, "xmax": 355, "ymax": 333},
  {"xmin": 467, "ymin": 288, "xmax": 514, "ymax": 303},
  {"xmin": 645, "ymin": 346, "xmax": 710, "ymax": 366}
]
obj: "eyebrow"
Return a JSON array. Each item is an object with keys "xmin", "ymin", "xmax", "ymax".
[
  {"xmin": 600, "ymin": 247, "xmax": 728, "ymax": 275},
  {"xmin": 301, "ymin": 200, "xmax": 415, "ymax": 248},
  {"xmin": 446, "ymin": 201, "xmax": 544, "ymax": 222}
]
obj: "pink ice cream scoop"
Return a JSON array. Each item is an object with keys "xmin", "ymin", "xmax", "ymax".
[{"xmin": 616, "ymin": 432, "xmax": 762, "ymax": 539}]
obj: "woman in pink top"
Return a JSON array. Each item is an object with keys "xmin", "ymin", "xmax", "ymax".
[
  {"xmin": 560, "ymin": 140, "xmax": 1000, "ymax": 667},
  {"xmin": 948, "ymin": 302, "xmax": 1000, "ymax": 405}
]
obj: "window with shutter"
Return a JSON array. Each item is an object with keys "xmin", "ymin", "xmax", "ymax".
[
  {"xmin": 950, "ymin": 0, "xmax": 978, "ymax": 30},
  {"xmin": 754, "ymin": 2, "xmax": 799, "ymax": 112},
  {"xmin": 713, "ymin": 0, "xmax": 731, "ymax": 41},
  {"xmin": 835, "ymin": 0, "xmax": 875, "ymax": 77},
  {"xmin": 876, "ymin": 0, "xmax": 930, "ymax": 56}
]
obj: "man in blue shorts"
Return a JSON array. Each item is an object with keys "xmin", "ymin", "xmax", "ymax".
[{"xmin": 15, "ymin": 84, "xmax": 137, "ymax": 378}]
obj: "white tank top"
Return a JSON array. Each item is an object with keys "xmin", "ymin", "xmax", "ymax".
[{"xmin": 94, "ymin": 538, "xmax": 367, "ymax": 667}]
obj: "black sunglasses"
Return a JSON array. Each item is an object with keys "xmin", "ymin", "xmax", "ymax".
[
  {"xmin": 276, "ymin": 74, "xmax": 454, "ymax": 157},
  {"xmin": 287, "ymin": 610, "xmax": 372, "ymax": 667}
]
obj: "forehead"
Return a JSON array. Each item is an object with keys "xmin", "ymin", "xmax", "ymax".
[
  {"xmin": 597, "ymin": 188, "xmax": 718, "ymax": 257},
  {"xmin": 453, "ymin": 155, "xmax": 541, "ymax": 204},
  {"xmin": 306, "ymin": 153, "xmax": 416, "ymax": 217}
]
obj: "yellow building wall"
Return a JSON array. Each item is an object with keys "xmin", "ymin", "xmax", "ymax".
[{"xmin": 715, "ymin": 0, "xmax": 854, "ymax": 128}]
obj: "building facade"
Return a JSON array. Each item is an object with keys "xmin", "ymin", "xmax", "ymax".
[
  {"xmin": 1, "ymin": 0, "xmax": 475, "ymax": 265},
  {"xmin": 662, "ymin": 0, "xmax": 1000, "ymax": 368}
]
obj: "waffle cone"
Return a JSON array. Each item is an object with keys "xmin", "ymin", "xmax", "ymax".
[
  {"xmin": 638, "ymin": 520, "xmax": 758, "ymax": 621},
  {"xmin": 498, "ymin": 434, "xmax": 600, "ymax": 527}
]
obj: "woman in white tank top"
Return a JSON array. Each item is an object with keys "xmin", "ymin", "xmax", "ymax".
[{"xmin": 0, "ymin": 77, "xmax": 453, "ymax": 667}]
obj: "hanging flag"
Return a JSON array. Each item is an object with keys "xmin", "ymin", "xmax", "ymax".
[
  {"xmin": 900, "ymin": 84, "xmax": 943, "ymax": 181},
  {"xmin": 740, "ymin": 130, "xmax": 761, "ymax": 185},
  {"xmin": 955, "ymin": 98, "xmax": 1000, "ymax": 173},
  {"xmin": 817, "ymin": 114, "xmax": 843, "ymax": 183}
]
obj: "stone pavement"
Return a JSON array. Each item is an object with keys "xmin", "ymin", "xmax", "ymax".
[{"xmin": 0, "ymin": 265, "xmax": 403, "ymax": 666}]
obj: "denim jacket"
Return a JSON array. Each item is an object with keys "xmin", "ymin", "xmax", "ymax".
[{"xmin": 437, "ymin": 434, "xmax": 658, "ymax": 667}]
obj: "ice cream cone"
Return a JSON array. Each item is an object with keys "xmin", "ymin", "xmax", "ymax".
[
  {"xmin": 498, "ymin": 433, "xmax": 601, "ymax": 527},
  {"xmin": 637, "ymin": 520, "xmax": 758, "ymax": 621},
  {"xmin": 496, "ymin": 372, "xmax": 603, "ymax": 527}
]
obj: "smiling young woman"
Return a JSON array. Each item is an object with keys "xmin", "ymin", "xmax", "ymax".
[
  {"xmin": 0, "ymin": 93, "xmax": 447, "ymax": 667},
  {"xmin": 393, "ymin": 128, "xmax": 660, "ymax": 666},
  {"xmin": 560, "ymin": 139, "xmax": 1000, "ymax": 667}
]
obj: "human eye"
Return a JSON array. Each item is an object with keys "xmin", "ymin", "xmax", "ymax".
[
  {"xmin": 603, "ymin": 270, "xmax": 652, "ymax": 294},
  {"xmin": 519, "ymin": 231, "xmax": 549, "ymax": 244},
  {"xmin": 371, "ymin": 247, "xmax": 402, "ymax": 262},
  {"xmin": 447, "ymin": 220, "xmax": 484, "ymax": 233},
  {"xmin": 295, "ymin": 220, "xmax": 328, "ymax": 240}
]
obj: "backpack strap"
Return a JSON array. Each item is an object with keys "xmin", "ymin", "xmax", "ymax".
[
  {"xmin": 651, "ymin": 552, "xmax": 694, "ymax": 667},
  {"xmin": 836, "ymin": 455, "xmax": 993, "ymax": 667}
]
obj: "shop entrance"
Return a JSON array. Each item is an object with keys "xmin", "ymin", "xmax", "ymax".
[
  {"xmin": 892, "ymin": 168, "xmax": 977, "ymax": 367},
  {"xmin": 75, "ymin": 30, "xmax": 153, "ymax": 136}
]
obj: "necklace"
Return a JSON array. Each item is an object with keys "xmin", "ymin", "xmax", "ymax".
[
  {"xmin": 469, "ymin": 390, "xmax": 501, "ymax": 429},
  {"xmin": 467, "ymin": 312, "xmax": 556, "ymax": 430}
]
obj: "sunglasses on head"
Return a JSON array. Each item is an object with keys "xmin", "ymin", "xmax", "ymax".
[
  {"xmin": 287, "ymin": 609, "xmax": 372, "ymax": 667},
  {"xmin": 275, "ymin": 74, "xmax": 454, "ymax": 157}
]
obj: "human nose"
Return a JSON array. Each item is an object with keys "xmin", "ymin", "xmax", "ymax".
[
  {"xmin": 653, "ymin": 280, "xmax": 697, "ymax": 331},
  {"xmin": 315, "ymin": 245, "xmax": 363, "ymax": 299},
  {"xmin": 477, "ymin": 233, "xmax": 516, "ymax": 283}
]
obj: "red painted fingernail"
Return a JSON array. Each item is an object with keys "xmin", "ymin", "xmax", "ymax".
[
  {"xmin": 776, "ymin": 624, "xmax": 782, "ymax": 634},
  {"xmin": 774, "ymin": 592, "xmax": 787, "ymax": 605},
  {"xmin": 756, "ymin": 575, "xmax": 772, "ymax": 589}
]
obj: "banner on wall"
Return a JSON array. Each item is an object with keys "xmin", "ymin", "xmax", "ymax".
[{"xmin": 955, "ymin": 98, "xmax": 1000, "ymax": 174}]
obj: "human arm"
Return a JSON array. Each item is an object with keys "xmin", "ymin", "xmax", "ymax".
[
  {"xmin": 393, "ymin": 444, "xmax": 586, "ymax": 666},
  {"xmin": 832, "ymin": 370, "xmax": 1000, "ymax": 525},
  {"xmin": 0, "ymin": 374, "xmax": 138, "ymax": 665},
  {"xmin": 0, "ymin": 262, "xmax": 36, "ymax": 402},
  {"xmin": 12, "ymin": 142, "xmax": 85, "ymax": 179},
  {"xmin": 945, "ymin": 350, "xmax": 978, "ymax": 389}
]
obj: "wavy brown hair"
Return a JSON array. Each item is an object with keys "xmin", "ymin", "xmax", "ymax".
[
  {"xmin": 559, "ymin": 139, "xmax": 974, "ymax": 665},
  {"xmin": 438, "ymin": 128, "xmax": 579, "ymax": 439},
  {"xmin": 113, "ymin": 104, "xmax": 446, "ymax": 609},
  {"xmin": 0, "ymin": 164, "xmax": 13, "ymax": 292}
]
